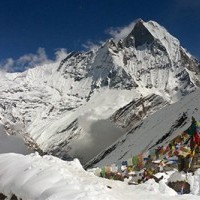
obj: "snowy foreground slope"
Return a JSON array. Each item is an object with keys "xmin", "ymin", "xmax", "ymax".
[
  {"xmin": 0, "ymin": 153, "xmax": 200, "ymax": 200},
  {"xmin": 86, "ymin": 89, "xmax": 200, "ymax": 168},
  {"xmin": 0, "ymin": 19, "xmax": 200, "ymax": 163}
]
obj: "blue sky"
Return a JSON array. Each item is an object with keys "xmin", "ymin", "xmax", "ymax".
[{"xmin": 0, "ymin": 0, "xmax": 200, "ymax": 71}]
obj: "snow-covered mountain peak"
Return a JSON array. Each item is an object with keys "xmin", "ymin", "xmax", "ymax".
[
  {"xmin": 124, "ymin": 19, "xmax": 154, "ymax": 47},
  {"xmin": 0, "ymin": 19, "xmax": 200, "ymax": 164},
  {"xmin": 123, "ymin": 19, "xmax": 180, "ymax": 62}
]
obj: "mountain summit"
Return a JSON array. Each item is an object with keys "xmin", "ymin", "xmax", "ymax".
[
  {"xmin": 0, "ymin": 20, "xmax": 199, "ymax": 164},
  {"xmin": 124, "ymin": 19, "xmax": 155, "ymax": 47}
]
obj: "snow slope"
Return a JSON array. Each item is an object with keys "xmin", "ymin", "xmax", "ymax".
[
  {"xmin": 86, "ymin": 89, "xmax": 200, "ymax": 168},
  {"xmin": 0, "ymin": 19, "xmax": 199, "ymax": 164},
  {"xmin": 0, "ymin": 153, "xmax": 200, "ymax": 200}
]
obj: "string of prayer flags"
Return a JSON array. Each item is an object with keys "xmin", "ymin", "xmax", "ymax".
[{"xmin": 99, "ymin": 118, "xmax": 200, "ymax": 179}]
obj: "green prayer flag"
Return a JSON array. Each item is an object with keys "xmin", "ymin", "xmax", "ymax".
[
  {"xmin": 132, "ymin": 156, "xmax": 138, "ymax": 166},
  {"xmin": 185, "ymin": 121, "xmax": 196, "ymax": 136}
]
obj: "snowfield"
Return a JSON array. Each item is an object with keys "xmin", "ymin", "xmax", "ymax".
[{"xmin": 0, "ymin": 153, "xmax": 200, "ymax": 200}]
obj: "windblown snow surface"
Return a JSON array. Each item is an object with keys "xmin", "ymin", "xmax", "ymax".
[{"xmin": 0, "ymin": 153, "xmax": 200, "ymax": 200}]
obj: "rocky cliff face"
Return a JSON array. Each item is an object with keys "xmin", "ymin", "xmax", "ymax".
[
  {"xmin": 110, "ymin": 94, "xmax": 169, "ymax": 130},
  {"xmin": 0, "ymin": 19, "xmax": 199, "ymax": 164}
]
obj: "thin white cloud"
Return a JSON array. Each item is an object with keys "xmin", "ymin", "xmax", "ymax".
[
  {"xmin": 54, "ymin": 48, "xmax": 68, "ymax": 61},
  {"xmin": 70, "ymin": 113, "xmax": 123, "ymax": 164},
  {"xmin": 0, "ymin": 48, "xmax": 52, "ymax": 72},
  {"xmin": 82, "ymin": 40, "xmax": 102, "ymax": 50},
  {"xmin": 17, "ymin": 48, "xmax": 51, "ymax": 69},
  {"xmin": 0, "ymin": 124, "xmax": 33, "ymax": 154},
  {"xmin": 0, "ymin": 58, "xmax": 15, "ymax": 72},
  {"xmin": 106, "ymin": 20, "xmax": 138, "ymax": 41}
]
